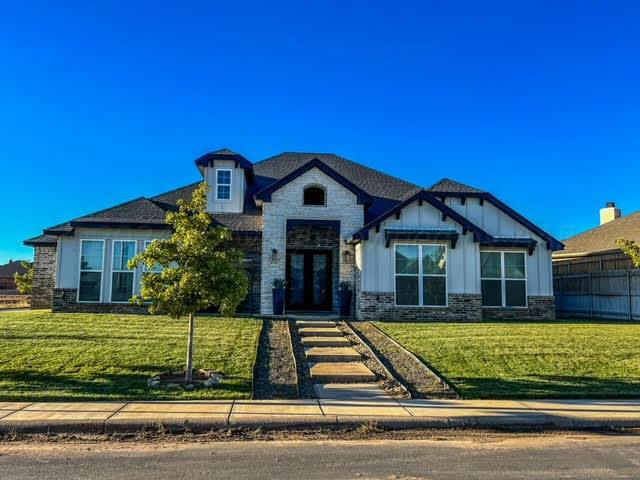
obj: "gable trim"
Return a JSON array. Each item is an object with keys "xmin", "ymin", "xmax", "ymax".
[
  {"xmin": 434, "ymin": 191, "xmax": 564, "ymax": 251},
  {"xmin": 350, "ymin": 190, "xmax": 491, "ymax": 243},
  {"xmin": 254, "ymin": 158, "xmax": 373, "ymax": 206}
]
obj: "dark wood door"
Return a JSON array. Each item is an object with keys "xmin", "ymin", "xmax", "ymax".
[{"xmin": 286, "ymin": 250, "xmax": 332, "ymax": 311}]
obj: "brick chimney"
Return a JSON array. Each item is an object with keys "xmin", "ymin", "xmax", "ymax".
[{"xmin": 600, "ymin": 201, "xmax": 622, "ymax": 225}]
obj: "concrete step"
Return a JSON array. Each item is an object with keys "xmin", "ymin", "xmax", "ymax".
[
  {"xmin": 298, "ymin": 327, "xmax": 343, "ymax": 337},
  {"xmin": 301, "ymin": 336, "xmax": 352, "ymax": 347},
  {"xmin": 309, "ymin": 362, "xmax": 377, "ymax": 383},
  {"xmin": 314, "ymin": 383, "xmax": 393, "ymax": 399},
  {"xmin": 296, "ymin": 320, "xmax": 337, "ymax": 328},
  {"xmin": 304, "ymin": 347, "xmax": 362, "ymax": 362}
]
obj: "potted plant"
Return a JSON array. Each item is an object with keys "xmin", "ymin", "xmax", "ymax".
[
  {"xmin": 272, "ymin": 278, "xmax": 286, "ymax": 315},
  {"xmin": 338, "ymin": 281, "xmax": 352, "ymax": 317}
]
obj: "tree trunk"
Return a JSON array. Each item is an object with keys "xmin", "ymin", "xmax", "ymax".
[{"xmin": 185, "ymin": 313, "xmax": 195, "ymax": 384}]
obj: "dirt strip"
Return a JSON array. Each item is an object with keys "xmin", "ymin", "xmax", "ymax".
[
  {"xmin": 287, "ymin": 319, "xmax": 317, "ymax": 399},
  {"xmin": 253, "ymin": 320, "xmax": 299, "ymax": 399},
  {"xmin": 349, "ymin": 321, "xmax": 458, "ymax": 399}
]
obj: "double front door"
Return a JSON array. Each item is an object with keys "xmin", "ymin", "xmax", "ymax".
[{"xmin": 286, "ymin": 250, "xmax": 332, "ymax": 311}]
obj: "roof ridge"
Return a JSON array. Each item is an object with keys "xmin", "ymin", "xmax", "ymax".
[{"xmin": 428, "ymin": 177, "xmax": 484, "ymax": 192}]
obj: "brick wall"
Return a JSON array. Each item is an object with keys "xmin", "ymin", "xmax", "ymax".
[
  {"xmin": 234, "ymin": 234, "xmax": 262, "ymax": 314},
  {"xmin": 357, "ymin": 292, "xmax": 482, "ymax": 321},
  {"xmin": 31, "ymin": 245, "xmax": 57, "ymax": 309},
  {"xmin": 482, "ymin": 296, "xmax": 556, "ymax": 321},
  {"xmin": 52, "ymin": 288, "xmax": 149, "ymax": 313}
]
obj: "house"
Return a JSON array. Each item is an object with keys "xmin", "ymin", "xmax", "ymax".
[
  {"xmin": 553, "ymin": 202, "xmax": 639, "ymax": 274},
  {"xmin": 24, "ymin": 149, "xmax": 563, "ymax": 320},
  {"xmin": 0, "ymin": 260, "xmax": 27, "ymax": 293}
]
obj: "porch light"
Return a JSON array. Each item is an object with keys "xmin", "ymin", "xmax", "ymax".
[
  {"xmin": 271, "ymin": 248, "xmax": 279, "ymax": 262},
  {"xmin": 343, "ymin": 250, "xmax": 352, "ymax": 264}
]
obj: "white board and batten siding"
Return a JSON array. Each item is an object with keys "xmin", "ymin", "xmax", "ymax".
[
  {"xmin": 360, "ymin": 197, "xmax": 554, "ymax": 297},
  {"xmin": 56, "ymin": 227, "xmax": 170, "ymax": 301},
  {"xmin": 204, "ymin": 159, "xmax": 246, "ymax": 214}
]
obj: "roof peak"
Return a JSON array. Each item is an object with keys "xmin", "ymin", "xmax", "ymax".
[{"xmin": 428, "ymin": 177, "xmax": 484, "ymax": 193}]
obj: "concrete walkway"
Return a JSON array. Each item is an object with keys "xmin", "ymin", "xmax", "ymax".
[{"xmin": 2, "ymin": 399, "xmax": 640, "ymax": 433}]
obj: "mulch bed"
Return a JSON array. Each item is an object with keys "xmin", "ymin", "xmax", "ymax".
[
  {"xmin": 287, "ymin": 319, "xmax": 316, "ymax": 399},
  {"xmin": 348, "ymin": 321, "xmax": 458, "ymax": 399},
  {"xmin": 253, "ymin": 320, "xmax": 299, "ymax": 399},
  {"xmin": 337, "ymin": 322, "xmax": 409, "ymax": 399}
]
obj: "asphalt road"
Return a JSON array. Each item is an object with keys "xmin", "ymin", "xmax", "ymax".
[{"xmin": 2, "ymin": 434, "xmax": 640, "ymax": 479}]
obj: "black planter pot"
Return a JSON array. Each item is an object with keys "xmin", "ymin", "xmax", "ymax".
[
  {"xmin": 339, "ymin": 290, "xmax": 353, "ymax": 317},
  {"xmin": 272, "ymin": 288, "xmax": 285, "ymax": 315}
]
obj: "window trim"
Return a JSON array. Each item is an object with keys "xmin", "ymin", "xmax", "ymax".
[
  {"xmin": 110, "ymin": 239, "xmax": 137, "ymax": 304},
  {"xmin": 480, "ymin": 250, "xmax": 528, "ymax": 308},
  {"xmin": 393, "ymin": 243, "xmax": 448, "ymax": 308},
  {"xmin": 302, "ymin": 184, "xmax": 327, "ymax": 207},
  {"xmin": 215, "ymin": 168, "xmax": 233, "ymax": 201},
  {"xmin": 77, "ymin": 239, "xmax": 105, "ymax": 303}
]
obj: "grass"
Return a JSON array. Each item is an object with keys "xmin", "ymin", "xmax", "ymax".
[
  {"xmin": 374, "ymin": 320, "xmax": 640, "ymax": 399},
  {"xmin": 0, "ymin": 311, "xmax": 262, "ymax": 401}
]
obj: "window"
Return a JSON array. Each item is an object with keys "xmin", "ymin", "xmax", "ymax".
[
  {"xmin": 216, "ymin": 169, "xmax": 232, "ymax": 200},
  {"xmin": 78, "ymin": 240, "xmax": 104, "ymax": 302},
  {"xmin": 395, "ymin": 244, "xmax": 447, "ymax": 306},
  {"xmin": 481, "ymin": 251, "xmax": 527, "ymax": 307},
  {"xmin": 143, "ymin": 240, "xmax": 162, "ymax": 273},
  {"xmin": 303, "ymin": 185, "xmax": 326, "ymax": 206},
  {"xmin": 111, "ymin": 240, "xmax": 136, "ymax": 302}
]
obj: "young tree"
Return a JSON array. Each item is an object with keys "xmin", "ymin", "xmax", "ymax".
[
  {"xmin": 616, "ymin": 238, "xmax": 640, "ymax": 268},
  {"xmin": 14, "ymin": 261, "xmax": 33, "ymax": 294},
  {"xmin": 129, "ymin": 182, "xmax": 249, "ymax": 384}
]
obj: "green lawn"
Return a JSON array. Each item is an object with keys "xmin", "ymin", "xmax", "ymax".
[
  {"xmin": 374, "ymin": 320, "xmax": 640, "ymax": 399},
  {"xmin": 0, "ymin": 311, "xmax": 261, "ymax": 401}
]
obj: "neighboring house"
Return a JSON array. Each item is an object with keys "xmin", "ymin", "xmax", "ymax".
[
  {"xmin": 24, "ymin": 149, "xmax": 563, "ymax": 320},
  {"xmin": 553, "ymin": 202, "xmax": 639, "ymax": 274},
  {"xmin": 0, "ymin": 260, "xmax": 27, "ymax": 293}
]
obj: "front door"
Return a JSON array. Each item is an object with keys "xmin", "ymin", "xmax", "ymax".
[{"xmin": 286, "ymin": 250, "xmax": 332, "ymax": 311}]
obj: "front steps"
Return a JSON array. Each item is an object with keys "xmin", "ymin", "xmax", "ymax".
[{"xmin": 294, "ymin": 318, "xmax": 387, "ymax": 395}]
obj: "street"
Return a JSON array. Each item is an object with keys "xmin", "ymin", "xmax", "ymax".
[{"xmin": 1, "ymin": 433, "xmax": 640, "ymax": 479}]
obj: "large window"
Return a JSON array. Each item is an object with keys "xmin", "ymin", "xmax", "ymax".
[
  {"xmin": 78, "ymin": 240, "xmax": 104, "ymax": 302},
  {"xmin": 143, "ymin": 240, "xmax": 162, "ymax": 273},
  {"xmin": 216, "ymin": 168, "xmax": 232, "ymax": 200},
  {"xmin": 111, "ymin": 240, "xmax": 136, "ymax": 302},
  {"xmin": 395, "ymin": 244, "xmax": 447, "ymax": 306},
  {"xmin": 481, "ymin": 251, "xmax": 527, "ymax": 307}
]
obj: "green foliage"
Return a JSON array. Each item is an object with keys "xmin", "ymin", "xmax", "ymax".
[
  {"xmin": 14, "ymin": 261, "xmax": 33, "ymax": 294},
  {"xmin": 271, "ymin": 278, "xmax": 286, "ymax": 290},
  {"xmin": 338, "ymin": 280, "xmax": 352, "ymax": 291},
  {"xmin": 617, "ymin": 237, "xmax": 640, "ymax": 268},
  {"xmin": 128, "ymin": 182, "xmax": 249, "ymax": 318}
]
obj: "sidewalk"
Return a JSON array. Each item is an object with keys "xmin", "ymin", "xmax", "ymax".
[{"xmin": 2, "ymin": 399, "xmax": 640, "ymax": 434}]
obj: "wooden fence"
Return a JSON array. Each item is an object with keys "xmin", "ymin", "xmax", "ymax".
[{"xmin": 554, "ymin": 270, "xmax": 640, "ymax": 320}]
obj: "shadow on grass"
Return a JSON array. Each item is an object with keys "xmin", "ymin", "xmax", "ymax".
[
  {"xmin": 0, "ymin": 370, "xmax": 251, "ymax": 402},
  {"xmin": 450, "ymin": 375, "xmax": 640, "ymax": 399}
]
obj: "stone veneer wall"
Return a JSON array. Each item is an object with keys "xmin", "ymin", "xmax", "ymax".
[
  {"xmin": 357, "ymin": 292, "xmax": 483, "ymax": 321},
  {"xmin": 482, "ymin": 296, "xmax": 556, "ymax": 321},
  {"xmin": 31, "ymin": 245, "xmax": 57, "ymax": 309}
]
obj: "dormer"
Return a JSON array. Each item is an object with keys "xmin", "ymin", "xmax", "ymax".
[{"xmin": 194, "ymin": 149, "xmax": 255, "ymax": 213}]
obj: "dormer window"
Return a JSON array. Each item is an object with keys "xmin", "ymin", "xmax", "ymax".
[
  {"xmin": 216, "ymin": 169, "xmax": 232, "ymax": 200},
  {"xmin": 303, "ymin": 185, "xmax": 326, "ymax": 206}
]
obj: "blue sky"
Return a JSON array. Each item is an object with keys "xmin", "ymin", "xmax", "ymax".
[{"xmin": 1, "ymin": 1, "xmax": 639, "ymax": 263}]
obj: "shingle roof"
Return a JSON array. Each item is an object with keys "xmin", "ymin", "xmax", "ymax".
[
  {"xmin": 0, "ymin": 260, "xmax": 28, "ymax": 277},
  {"xmin": 23, "ymin": 234, "xmax": 58, "ymax": 246},
  {"xmin": 428, "ymin": 178, "xmax": 484, "ymax": 193},
  {"xmin": 558, "ymin": 211, "xmax": 640, "ymax": 256}
]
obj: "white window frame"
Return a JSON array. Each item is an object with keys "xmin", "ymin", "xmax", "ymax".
[
  {"xmin": 77, "ymin": 239, "xmax": 105, "ymax": 303},
  {"xmin": 143, "ymin": 240, "xmax": 162, "ymax": 273},
  {"xmin": 394, "ymin": 243, "xmax": 448, "ymax": 307},
  {"xmin": 480, "ymin": 250, "xmax": 528, "ymax": 308},
  {"xmin": 215, "ymin": 168, "xmax": 232, "ymax": 201},
  {"xmin": 110, "ymin": 240, "xmax": 137, "ymax": 303}
]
